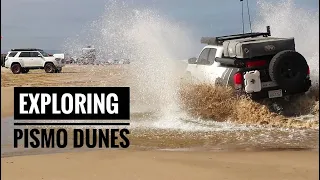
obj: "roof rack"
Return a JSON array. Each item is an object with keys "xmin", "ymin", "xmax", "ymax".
[
  {"xmin": 11, "ymin": 48, "xmax": 44, "ymax": 52},
  {"xmin": 201, "ymin": 26, "xmax": 271, "ymax": 45}
]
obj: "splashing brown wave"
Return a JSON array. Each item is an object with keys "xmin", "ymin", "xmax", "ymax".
[{"xmin": 178, "ymin": 83, "xmax": 319, "ymax": 129}]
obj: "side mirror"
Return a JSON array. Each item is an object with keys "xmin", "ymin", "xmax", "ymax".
[
  {"xmin": 38, "ymin": 54, "xmax": 43, "ymax": 57},
  {"xmin": 188, "ymin": 57, "xmax": 197, "ymax": 64}
]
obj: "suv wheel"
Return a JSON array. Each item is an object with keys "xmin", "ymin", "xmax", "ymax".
[
  {"xmin": 55, "ymin": 67, "xmax": 62, "ymax": 73},
  {"xmin": 22, "ymin": 68, "xmax": 29, "ymax": 73},
  {"xmin": 11, "ymin": 64, "xmax": 22, "ymax": 74},
  {"xmin": 44, "ymin": 63, "xmax": 56, "ymax": 73}
]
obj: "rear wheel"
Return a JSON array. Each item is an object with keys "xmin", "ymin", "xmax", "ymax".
[
  {"xmin": 44, "ymin": 63, "xmax": 56, "ymax": 73},
  {"xmin": 22, "ymin": 68, "xmax": 29, "ymax": 73},
  {"xmin": 269, "ymin": 50, "xmax": 309, "ymax": 93},
  {"xmin": 11, "ymin": 64, "xmax": 22, "ymax": 74},
  {"xmin": 55, "ymin": 67, "xmax": 62, "ymax": 73}
]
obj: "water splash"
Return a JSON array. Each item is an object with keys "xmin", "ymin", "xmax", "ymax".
[
  {"xmin": 63, "ymin": 0, "xmax": 195, "ymax": 119},
  {"xmin": 62, "ymin": 0, "xmax": 319, "ymax": 128}
]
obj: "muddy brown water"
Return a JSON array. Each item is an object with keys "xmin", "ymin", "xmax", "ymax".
[
  {"xmin": 1, "ymin": 116, "xmax": 319, "ymax": 157},
  {"xmin": 1, "ymin": 65, "xmax": 319, "ymax": 157}
]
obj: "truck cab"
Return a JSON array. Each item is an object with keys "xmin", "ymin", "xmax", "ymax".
[{"xmin": 186, "ymin": 45, "xmax": 237, "ymax": 86}]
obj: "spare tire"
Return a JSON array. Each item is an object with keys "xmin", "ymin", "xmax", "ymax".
[{"xmin": 269, "ymin": 50, "xmax": 309, "ymax": 93}]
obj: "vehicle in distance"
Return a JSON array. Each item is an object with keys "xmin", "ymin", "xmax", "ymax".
[
  {"xmin": 4, "ymin": 48, "xmax": 65, "ymax": 74},
  {"xmin": 185, "ymin": 26, "xmax": 311, "ymax": 100},
  {"xmin": 76, "ymin": 46, "xmax": 96, "ymax": 65}
]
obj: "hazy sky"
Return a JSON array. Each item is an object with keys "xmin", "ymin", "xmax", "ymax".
[{"xmin": 1, "ymin": 0, "xmax": 318, "ymax": 51}]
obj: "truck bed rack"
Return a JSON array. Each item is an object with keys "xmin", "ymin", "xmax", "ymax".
[{"xmin": 201, "ymin": 26, "xmax": 271, "ymax": 45}]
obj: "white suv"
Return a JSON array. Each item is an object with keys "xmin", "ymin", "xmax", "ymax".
[{"xmin": 4, "ymin": 49, "xmax": 65, "ymax": 74}]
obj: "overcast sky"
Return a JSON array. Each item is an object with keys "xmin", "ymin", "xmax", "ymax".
[{"xmin": 1, "ymin": 0, "xmax": 318, "ymax": 51}]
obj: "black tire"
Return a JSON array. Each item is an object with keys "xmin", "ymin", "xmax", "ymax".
[
  {"xmin": 22, "ymin": 68, "xmax": 29, "ymax": 73},
  {"xmin": 44, "ymin": 63, "xmax": 56, "ymax": 73},
  {"xmin": 1, "ymin": 57, "xmax": 5, "ymax": 67},
  {"xmin": 11, "ymin": 63, "xmax": 22, "ymax": 74},
  {"xmin": 269, "ymin": 50, "xmax": 309, "ymax": 93},
  {"xmin": 55, "ymin": 67, "xmax": 62, "ymax": 73}
]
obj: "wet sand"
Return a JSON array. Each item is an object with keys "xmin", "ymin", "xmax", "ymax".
[
  {"xmin": 2, "ymin": 150, "xmax": 318, "ymax": 180},
  {"xmin": 1, "ymin": 65, "xmax": 319, "ymax": 180},
  {"xmin": 1, "ymin": 87, "xmax": 14, "ymax": 118}
]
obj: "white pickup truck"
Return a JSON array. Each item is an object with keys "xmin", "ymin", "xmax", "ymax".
[{"xmin": 184, "ymin": 26, "xmax": 311, "ymax": 100}]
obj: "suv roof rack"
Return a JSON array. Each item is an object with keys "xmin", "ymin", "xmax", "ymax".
[
  {"xmin": 201, "ymin": 26, "xmax": 271, "ymax": 45},
  {"xmin": 11, "ymin": 48, "xmax": 44, "ymax": 52}
]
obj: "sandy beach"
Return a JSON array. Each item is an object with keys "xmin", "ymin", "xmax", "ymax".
[
  {"xmin": 1, "ymin": 87, "xmax": 14, "ymax": 118},
  {"xmin": 2, "ymin": 150, "xmax": 318, "ymax": 180},
  {"xmin": 1, "ymin": 65, "xmax": 319, "ymax": 180}
]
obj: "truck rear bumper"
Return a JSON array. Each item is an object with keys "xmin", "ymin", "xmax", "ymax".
[{"xmin": 242, "ymin": 79, "xmax": 311, "ymax": 100}]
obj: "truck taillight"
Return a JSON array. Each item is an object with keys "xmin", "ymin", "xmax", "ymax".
[
  {"xmin": 233, "ymin": 72, "xmax": 243, "ymax": 89},
  {"xmin": 246, "ymin": 60, "xmax": 266, "ymax": 67},
  {"xmin": 306, "ymin": 66, "xmax": 310, "ymax": 78}
]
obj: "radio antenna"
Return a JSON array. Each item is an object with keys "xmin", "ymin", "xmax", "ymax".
[
  {"xmin": 246, "ymin": 0, "xmax": 253, "ymax": 33},
  {"xmin": 241, "ymin": 0, "xmax": 244, "ymax": 34}
]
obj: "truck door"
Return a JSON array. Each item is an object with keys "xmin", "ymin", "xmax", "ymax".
[
  {"xmin": 195, "ymin": 48, "xmax": 210, "ymax": 81},
  {"xmin": 30, "ymin": 52, "xmax": 44, "ymax": 67},
  {"xmin": 18, "ymin": 52, "xmax": 31, "ymax": 67}
]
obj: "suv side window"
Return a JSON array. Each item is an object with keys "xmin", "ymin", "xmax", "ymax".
[
  {"xmin": 19, "ymin": 52, "xmax": 31, "ymax": 57},
  {"xmin": 197, "ymin": 48, "xmax": 210, "ymax": 65},
  {"xmin": 30, "ymin": 52, "xmax": 41, "ymax": 57},
  {"xmin": 208, "ymin": 48, "xmax": 217, "ymax": 65},
  {"xmin": 8, "ymin": 52, "xmax": 18, "ymax": 57}
]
